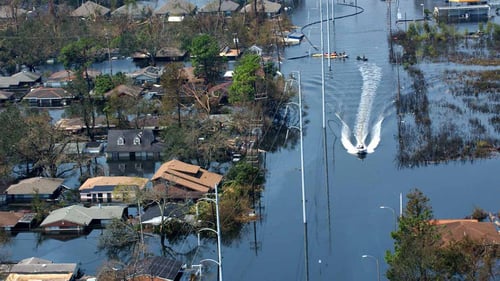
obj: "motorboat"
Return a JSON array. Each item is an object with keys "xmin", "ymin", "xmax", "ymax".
[
  {"xmin": 356, "ymin": 55, "xmax": 368, "ymax": 61},
  {"xmin": 356, "ymin": 144, "xmax": 368, "ymax": 155},
  {"xmin": 312, "ymin": 52, "xmax": 349, "ymax": 59}
]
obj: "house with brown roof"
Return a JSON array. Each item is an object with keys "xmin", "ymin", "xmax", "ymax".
[
  {"xmin": 4, "ymin": 257, "xmax": 79, "ymax": 281},
  {"xmin": 103, "ymin": 84, "xmax": 143, "ymax": 99},
  {"xmin": 79, "ymin": 176, "xmax": 149, "ymax": 203},
  {"xmin": 55, "ymin": 116, "xmax": 115, "ymax": 135},
  {"xmin": 5, "ymin": 177, "xmax": 66, "ymax": 203},
  {"xmin": 0, "ymin": 90, "xmax": 15, "ymax": 105},
  {"xmin": 151, "ymin": 159, "xmax": 223, "ymax": 200},
  {"xmin": 0, "ymin": 211, "xmax": 36, "ymax": 231},
  {"xmin": 22, "ymin": 87, "xmax": 74, "ymax": 107},
  {"xmin": 71, "ymin": 1, "xmax": 110, "ymax": 18},
  {"xmin": 433, "ymin": 219, "xmax": 499, "ymax": 245}
]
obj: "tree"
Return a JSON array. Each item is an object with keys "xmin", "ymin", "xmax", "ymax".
[
  {"xmin": 229, "ymin": 53, "xmax": 261, "ymax": 103},
  {"xmin": 385, "ymin": 188, "xmax": 442, "ymax": 281},
  {"xmin": 160, "ymin": 62, "xmax": 185, "ymax": 127},
  {"xmin": 189, "ymin": 34, "xmax": 223, "ymax": 83}
]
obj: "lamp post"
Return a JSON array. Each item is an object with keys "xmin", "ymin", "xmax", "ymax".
[
  {"xmin": 196, "ymin": 185, "xmax": 223, "ymax": 281},
  {"xmin": 362, "ymin": 255, "xmax": 380, "ymax": 281},
  {"xmin": 286, "ymin": 71, "xmax": 308, "ymax": 281},
  {"xmin": 421, "ymin": 3, "xmax": 425, "ymax": 18},
  {"xmin": 380, "ymin": 205, "xmax": 397, "ymax": 231}
]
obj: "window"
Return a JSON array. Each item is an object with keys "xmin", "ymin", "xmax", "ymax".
[
  {"xmin": 133, "ymin": 136, "xmax": 141, "ymax": 145},
  {"xmin": 117, "ymin": 137, "xmax": 125, "ymax": 145}
]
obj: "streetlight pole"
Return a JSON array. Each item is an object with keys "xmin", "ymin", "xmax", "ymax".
[
  {"xmin": 362, "ymin": 255, "xmax": 380, "ymax": 281},
  {"xmin": 196, "ymin": 185, "xmax": 223, "ymax": 281},
  {"xmin": 380, "ymin": 205, "xmax": 397, "ymax": 231}
]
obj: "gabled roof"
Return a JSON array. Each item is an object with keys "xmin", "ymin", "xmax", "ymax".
[
  {"xmin": 127, "ymin": 66, "xmax": 162, "ymax": 80},
  {"xmin": 103, "ymin": 84, "xmax": 142, "ymax": 99},
  {"xmin": 40, "ymin": 205, "xmax": 127, "ymax": 226},
  {"xmin": 152, "ymin": 160, "xmax": 222, "ymax": 193},
  {"xmin": 434, "ymin": 219, "xmax": 499, "ymax": 245},
  {"xmin": 240, "ymin": 0, "xmax": 281, "ymax": 14},
  {"xmin": 154, "ymin": 0, "xmax": 196, "ymax": 15},
  {"xmin": 0, "ymin": 90, "xmax": 15, "ymax": 100},
  {"xmin": 7, "ymin": 257, "xmax": 78, "ymax": 281},
  {"xmin": 23, "ymin": 87, "xmax": 72, "ymax": 99},
  {"xmin": 105, "ymin": 129, "xmax": 165, "ymax": 153},
  {"xmin": 79, "ymin": 176, "xmax": 148, "ymax": 190},
  {"xmin": 112, "ymin": 1, "xmax": 157, "ymax": 18},
  {"xmin": 156, "ymin": 47, "xmax": 187, "ymax": 58},
  {"xmin": 142, "ymin": 203, "xmax": 189, "ymax": 222},
  {"xmin": 131, "ymin": 256, "xmax": 183, "ymax": 281},
  {"xmin": 55, "ymin": 116, "xmax": 114, "ymax": 131},
  {"xmin": 71, "ymin": 1, "xmax": 110, "ymax": 17},
  {"xmin": 200, "ymin": 0, "xmax": 240, "ymax": 13},
  {"xmin": 0, "ymin": 5, "xmax": 28, "ymax": 19},
  {"xmin": 0, "ymin": 71, "xmax": 41, "ymax": 88},
  {"xmin": 0, "ymin": 211, "xmax": 25, "ymax": 227},
  {"xmin": 6, "ymin": 177, "xmax": 64, "ymax": 195}
]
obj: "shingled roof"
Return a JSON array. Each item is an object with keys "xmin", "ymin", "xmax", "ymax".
[
  {"xmin": 79, "ymin": 176, "xmax": 148, "ymax": 190},
  {"xmin": 71, "ymin": 1, "xmax": 110, "ymax": 17},
  {"xmin": 6, "ymin": 177, "xmax": 65, "ymax": 195},
  {"xmin": 152, "ymin": 159, "xmax": 222, "ymax": 193},
  {"xmin": 433, "ymin": 219, "xmax": 499, "ymax": 245},
  {"xmin": 40, "ymin": 205, "xmax": 126, "ymax": 227}
]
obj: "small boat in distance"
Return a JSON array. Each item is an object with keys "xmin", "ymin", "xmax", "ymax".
[
  {"xmin": 311, "ymin": 52, "xmax": 349, "ymax": 59},
  {"xmin": 356, "ymin": 55, "xmax": 368, "ymax": 61}
]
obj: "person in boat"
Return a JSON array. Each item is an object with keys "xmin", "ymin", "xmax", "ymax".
[{"xmin": 333, "ymin": 51, "xmax": 337, "ymax": 56}]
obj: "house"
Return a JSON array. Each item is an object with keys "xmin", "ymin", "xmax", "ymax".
[
  {"xmin": 55, "ymin": 116, "xmax": 115, "ymax": 136},
  {"xmin": 111, "ymin": 1, "xmax": 157, "ymax": 19},
  {"xmin": 0, "ymin": 90, "xmax": 15, "ymax": 105},
  {"xmin": 4, "ymin": 257, "xmax": 78, "ymax": 281},
  {"xmin": 433, "ymin": 219, "xmax": 499, "ymax": 245},
  {"xmin": 105, "ymin": 129, "xmax": 165, "ymax": 161},
  {"xmin": 199, "ymin": 0, "xmax": 240, "ymax": 16},
  {"xmin": 154, "ymin": 0, "xmax": 196, "ymax": 21},
  {"xmin": 240, "ymin": 0, "xmax": 282, "ymax": 17},
  {"xmin": 71, "ymin": 1, "xmax": 110, "ymax": 18},
  {"xmin": 40, "ymin": 205, "xmax": 127, "ymax": 232},
  {"xmin": 0, "ymin": 5, "xmax": 28, "ymax": 20},
  {"xmin": 0, "ymin": 211, "xmax": 36, "ymax": 231},
  {"xmin": 151, "ymin": 159, "xmax": 223, "ymax": 200},
  {"xmin": 247, "ymin": 44, "xmax": 263, "ymax": 56},
  {"xmin": 155, "ymin": 47, "xmax": 188, "ymax": 61},
  {"xmin": 0, "ymin": 71, "xmax": 41, "ymax": 90},
  {"xmin": 103, "ymin": 84, "xmax": 143, "ymax": 99},
  {"xmin": 78, "ymin": 176, "xmax": 149, "ymax": 203},
  {"xmin": 22, "ymin": 87, "xmax": 73, "ymax": 107},
  {"xmin": 219, "ymin": 46, "xmax": 241, "ymax": 60},
  {"xmin": 124, "ymin": 256, "xmax": 184, "ymax": 281},
  {"xmin": 5, "ymin": 177, "xmax": 66, "ymax": 203},
  {"xmin": 127, "ymin": 66, "xmax": 162, "ymax": 86},
  {"xmin": 44, "ymin": 69, "xmax": 101, "ymax": 88}
]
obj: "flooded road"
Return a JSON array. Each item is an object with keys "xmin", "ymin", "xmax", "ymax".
[{"xmin": 2, "ymin": 0, "xmax": 499, "ymax": 279}]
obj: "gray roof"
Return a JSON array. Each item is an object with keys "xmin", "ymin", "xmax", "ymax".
[
  {"xmin": 71, "ymin": 1, "xmax": 110, "ymax": 17},
  {"xmin": 40, "ymin": 205, "xmax": 126, "ymax": 226},
  {"xmin": 6, "ymin": 177, "xmax": 64, "ymax": 195},
  {"xmin": 199, "ymin": 0, "xmax": 240, "ymax": 13},
  {"xmin": 133, "ymin": 256, "xmax": 183, "ymax": 280},
  {"xmin": 106, "ymin": 129, "xmax": 165, "ymax": 153},
  {"xmin": 112, "ymin": 1, "xmax": 157, "ymax": 18},
  {"xmin": 23, "ymin": 87, "xmax": 72, "ymax": 99},
  {"xmin": 154, "ymin": 0, "xmax": 196, "ymax": 15},
  {"xmin": 10, "ymin": 257, "xmax": 77, "ymax": 274},
  {"xmin": 240, "ymin": 0, "xmax": 281, "ymax": 14},
  {"xmin": 0, "ymin": 71, "xmax": 41, "ymax": 88}
]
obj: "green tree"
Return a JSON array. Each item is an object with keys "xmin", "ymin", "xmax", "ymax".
[
  {"xmin": 229, "ymin": 53, "xmax": 261, "ymax": 103},
  {"xmin": 385, "ymin": 188, "xmax": 441, "ymax": 281},
  {"xmin": 189, "ymin": 34, "xmax": 223, "ymax": 83}
]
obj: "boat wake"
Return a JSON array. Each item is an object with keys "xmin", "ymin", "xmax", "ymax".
[{"xmin": 338, "ymin": 63, "xmax": 383, "ymax": 157}]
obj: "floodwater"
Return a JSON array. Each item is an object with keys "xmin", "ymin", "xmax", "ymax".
[{"xmin": 3, "ymin": 0, "xmax": 500, "ymax": 280}]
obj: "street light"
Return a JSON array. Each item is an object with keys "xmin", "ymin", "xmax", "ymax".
[
  {"xmin": 362, "ymin": 254, "xmax": 380, "ymax": 281},
  {"xmin": 196, "ymin": 185, "xmax": 223, "ymax": 281},
  {"xmin": 380, "ymin": 205, "xmax": 397, "ymax": 231},
  {"xmin": 421, "ymin": 3, "xmax": 425, "ymax": 18}
]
